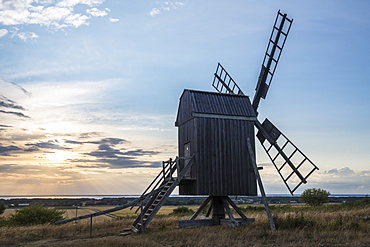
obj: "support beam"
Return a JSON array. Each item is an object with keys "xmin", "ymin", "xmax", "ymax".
[
  {"xmin": 247, "ymin": 138, "xmax": 276, "ymax": 231},
  {"xmin": 179, "ymin": 196, "xmax": 254, "ymax": 228}
]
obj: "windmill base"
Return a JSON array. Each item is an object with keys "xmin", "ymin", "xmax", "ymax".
[
  {"xmin": 179, "ymin": 217, "xmax": 254, "ymax": 228},
  {"xmin": 178, "ymin": 196, "xmax": 254, "ymax": 228}
]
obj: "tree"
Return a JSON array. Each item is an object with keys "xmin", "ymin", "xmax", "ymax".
[
  {"xmin": 0, "ymin": 202, "xmax": 5, "ymax": 215},
  {"xmin": 300, "ymin": 188, "xmax": 331, "ymax": 206},
  {"xmin": 8, "ymin": 205, "xmax": 65, "ymax": 226}
]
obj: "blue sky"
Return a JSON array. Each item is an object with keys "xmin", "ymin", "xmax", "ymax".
[{"xmin": 0, "ymin": 0, "xmax": 369, "ymax": 196}]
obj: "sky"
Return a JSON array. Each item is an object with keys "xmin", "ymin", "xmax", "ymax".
[{"xmin": 0, "ymin": 0, "xmax": 369, "ymax": 196}]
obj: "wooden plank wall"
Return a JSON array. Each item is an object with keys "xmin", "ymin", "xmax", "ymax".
[
  {"xmin": 178, "ymin": 117, "xmax": 257, "ymax": 196},
  {"xmin": 176, "ymin": 89, "xmax": 257, "ymax": 196}
]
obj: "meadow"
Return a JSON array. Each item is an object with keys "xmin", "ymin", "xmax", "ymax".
[{"xmin": 0, "ymin": 202, "xmax": 369, "ymax": 246}]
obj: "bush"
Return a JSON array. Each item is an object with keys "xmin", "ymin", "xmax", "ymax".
[
  {"xmin": 8, "ymin": 205, "xmax": 65, "ymax": 226},
  {"xmin": 300, "ymin": 188, "xmax": 331, "ymax": 206},
  {"xmin": 170, "ymin": 206, "xmax": 194, "ymax": 216}
]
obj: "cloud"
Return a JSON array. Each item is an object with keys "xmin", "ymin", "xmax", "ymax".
[
  {"xmin": 0, "ymin": 0, "xmax": 110, "ymax": 39},
  {"xmin": 65, "ymin": 137, "xmax": 161, "ymax": 168},
  {"xmin": 56, "ymin": 0, "xmax": 104, "ymax": 8},
  {"xmin": 148, "ymin": 1, "xmax": 185, "ymax": 17},
  {"xmin": 108, "ymin": 17, "xmax": 119, "ymax": 23},
  {"xmin": 0, "ymin": 29, "xmax": 8, "ymax": 37},
  {"xmin": 0, "ymin": 81, "xmax": 30, "ymax": 118},
  {"xmin": 1, "ymin": 80, "xmax": 32, "ymax": 96},
  {"xmin": 0, "ymin": 145, "xmax": 22, "ymax": 156},
  {"xmin": 25, "ymin": 140, "xmax": 72, "ymax": 150},
  {"xmin": 0, "ymin": 124, "xmax": 12, "ymax": 128},
  {"xmin": 308, "ymin": 167, "xmax": 370, "ymax": 193},
  {"xmin": 325, "ymin": 167, "xmax": 355, "ymax": 176},
  {"xmin": 149, "ymin": 8, "xmax": 161, "ymax": 17},
  {"xmin": 86, "ymin": 7, "xmax": 108, "ymax": 17},
  {"xmin": 0, "ymin": 100, "xmax": 26, "ymax": 110},
  {"xmin": 0, "ymin": 109, "xmax": 30, "ymax": 118}
]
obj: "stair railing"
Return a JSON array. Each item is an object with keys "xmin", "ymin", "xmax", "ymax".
[{"xmin": 131, "ymin": 158, "xmax": 177, "ymax": 211}]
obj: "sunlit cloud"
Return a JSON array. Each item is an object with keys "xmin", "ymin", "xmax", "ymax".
[{"xmin": 0, "ymin": 0, "xmax": 111, "ymax": 39}]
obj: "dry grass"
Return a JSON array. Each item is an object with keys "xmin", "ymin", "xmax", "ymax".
[
  {"xmin": 0, "ymin": 206, "xmax": 369, "ymax": 246},
  {"xmin": 88, "ymin": 205, "xmax": 199, "ymax": 218}
]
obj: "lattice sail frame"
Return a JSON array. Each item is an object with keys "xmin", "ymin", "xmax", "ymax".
[
  {"xmin": 256, "ymin": 119, "xmax": 319, "ymax": 195},
  {"xmin": 212, "ymin": 63, "xmax": 244, "ymax": 95},
  {"xmin": 252, "ymin": 10, "xmax": 293, "ymax": 112}
]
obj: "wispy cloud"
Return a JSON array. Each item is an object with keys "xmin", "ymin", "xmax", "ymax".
[
  {"xmin": 58, "ymin": 136, "xmax": 159, "ymax": 169},
  {"xmin": 25, "ymin": 140, "xmax": 72, "ymax": 151},
  {"xmin": 108, "ymin": 17, "xmax": 119, "ymax": 23},
  {"xmin": 149, "ymin": 8, "xmax": 161, "ymax": 17},
  {"xmin": 0, "ymin": 109, "xmax": 30, "ymax": 118},
  {"xmin": 0, "ymin": 29, "xmax": 8, "ymax": 38},
  {"xmin": 148, "ymin": 1, "xmax": 185, "ymax": 17},
  {"xmin": 2, "ymin": 80, "xmax": 31, "ymax": 96},
  {"xmin": 0, "ymin": 81, "xmax": 31, "ymax": 118},
  {"xmin": 86, "ymin": 7, "xmax": 108, "ymax": 17},
  {"xmin": 0, "ymin": 98, "xmax": 26, "ymax": 111}
]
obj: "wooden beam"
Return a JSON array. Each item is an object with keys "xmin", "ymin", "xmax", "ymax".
[{"xmin": 247, "ymin": 138, "xmax": 276, "ymax": 231}]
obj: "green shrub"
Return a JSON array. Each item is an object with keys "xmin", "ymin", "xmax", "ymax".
[
  {"xmin": 8, "ymin": 205, "xmax": 65, "ymax": 226},
  {"xmin": 300, "ymin": 188, "xmax": 331, "ymax": 206},
  {"xmin": 170, "ymin": 206, "xmax": 194, "ymax": 216}
]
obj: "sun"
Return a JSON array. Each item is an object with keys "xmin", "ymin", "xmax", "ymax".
[{"xmin": 45, "ymin": 150, "xmax": 75, "ymax": 163}]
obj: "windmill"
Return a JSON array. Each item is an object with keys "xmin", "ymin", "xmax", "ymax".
[
  {"xmin": 175, "ymin": 10, "xmax": 318, "ymax": 230},
  {"xmin": 55, "ymin": 10, "xmax": 318, "ymax": 233}
]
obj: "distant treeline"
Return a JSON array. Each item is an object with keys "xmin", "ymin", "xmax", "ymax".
[{"xmin": 1, "ymin": 196, "xmax": 367, "ymax": 208}]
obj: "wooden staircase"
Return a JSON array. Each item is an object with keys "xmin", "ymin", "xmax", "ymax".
[{"xmin": 131, "ymin": 156, "xmax": 194, "ymax": 232}]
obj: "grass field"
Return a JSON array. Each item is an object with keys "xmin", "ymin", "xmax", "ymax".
[
  {"xmin": 0, "ymin": 203, "xmax": 369, "ymax": 246},
  {"xmin": 88, "ymin": 205, "xmax": 200, "ymax": 218}
]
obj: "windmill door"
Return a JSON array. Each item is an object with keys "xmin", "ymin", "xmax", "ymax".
[{"xmin": 184, "ymin": 142, "xmax": 191, "ymax": 179}]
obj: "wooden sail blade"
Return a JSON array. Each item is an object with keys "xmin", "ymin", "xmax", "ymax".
[
  {"xmin": 252, "ymin": 10, "xmax": 293, "ymax": 112},
  {"xmin": 212, "ymin": 63, "xmax": 244, "ymax": 95},
  {"xmin": 255, "ymin": 118, "xmax": 318, "ymax": 195}
]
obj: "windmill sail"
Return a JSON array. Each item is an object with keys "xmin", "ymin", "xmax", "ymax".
[
  {"xmin": 212, "ymin": 63, "xmax": 244, "ymax": 95},
  {"xmin": 255, "ymin": 119, "xmax": 319, "ymax": 195},
  {"xmin": 252, "ymin": 10, "xmax": 293, "ymax": 112}
]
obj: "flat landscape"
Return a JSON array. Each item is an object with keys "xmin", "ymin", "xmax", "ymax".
[{"xmin": 0, "ymin": 201, "xmax": 369, "ymax": 246}]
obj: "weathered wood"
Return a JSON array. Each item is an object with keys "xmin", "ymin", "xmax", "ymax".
[
  {"xmin": 180, "ymin": 196, "xmax": 254, "ymax": 229},
  {"xmin": 247, "ymin": 138, "xmax": 276, "ymax": 231},
  {"xmin": 179, "ymin": 219, "xmax": 214, "ymax": 227},
  {"xmin": 189, "ymin": 196, "xmax": 212, "ymax": 220},
  {"xmin": 176, "ymin": 90, "xmax": 257, "ymax": 196}
]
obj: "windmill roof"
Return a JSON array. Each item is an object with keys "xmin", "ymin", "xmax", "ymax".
[{"xmin": 175, "ymin": 89, "xmax": 256, "ymax": 126}]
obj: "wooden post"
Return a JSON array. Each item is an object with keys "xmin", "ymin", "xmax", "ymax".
[
  {"xmin": 162, "ymin": 161, "xmax": 166, "ymax": 181},
  {"xmin": 247, "ymin": 138, "xmax": 276, "ymax": 231},
  {"xmin": 90, "ymin": 215, "xmax": 93, "ymax": 238},
  {"xmin": 140, "ymin": 203, "xmax": 143, "ymax": 232}
]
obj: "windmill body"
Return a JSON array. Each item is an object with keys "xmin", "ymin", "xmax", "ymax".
[{"xmin": 176, "ymin": 90, "xmax": 257, "ymax": 196}]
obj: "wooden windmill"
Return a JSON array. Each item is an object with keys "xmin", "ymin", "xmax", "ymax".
[
  {"xmin": 174, "ymin": 10, "xmax": 318, "ymax": 229},
  {"xmin": 56, "ymin": 10, "xmax": 318, "ymax": 233}
]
